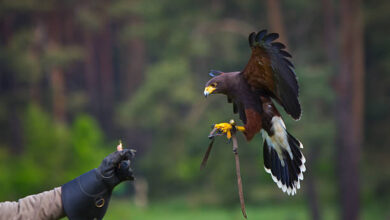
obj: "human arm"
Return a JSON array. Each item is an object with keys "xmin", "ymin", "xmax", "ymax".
[
  {"xmin": 0, "ymin": 148, "xmax": 135, "ymax": 220},
  {"xmin": 0, "ymin": 187, "xmax": 65, "ymax": 220}
]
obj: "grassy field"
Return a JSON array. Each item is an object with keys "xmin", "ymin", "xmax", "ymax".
[
  {"xmin": 104, "ymin": 198, "xmax": 387, "ymax": 220},
  {"xmin": 106, "ymin": 200, "xmax": 311, "ymax": 220}
]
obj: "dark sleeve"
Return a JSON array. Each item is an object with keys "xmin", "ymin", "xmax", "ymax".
[{"xmin": 0, "ymin": 187, "xmax": 66, "ymax": 220}]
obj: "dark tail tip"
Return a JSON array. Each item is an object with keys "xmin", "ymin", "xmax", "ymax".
[{"xmin": 263, "ymin": 133, "xmax": 306, "ymax": 195}]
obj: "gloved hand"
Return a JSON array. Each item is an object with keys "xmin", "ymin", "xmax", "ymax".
[
  {"xmin": 96, "ymin": 149, "xmax": 135, "ymax": 188},
  {"xmin": 62, "ymin": 148, "xmax": 136, "ymax": 220}
]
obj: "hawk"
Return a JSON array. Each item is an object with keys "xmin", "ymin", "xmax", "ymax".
[{"xmin": 204, "ymin": 30, "xmax": 306, "ymax": 195}]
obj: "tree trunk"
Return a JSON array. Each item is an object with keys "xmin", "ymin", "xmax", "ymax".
[
  {"xmin": 322, "ymin": 0, "xmax": 338, "ymax": 67},
  {"xmin": 47, "ymin": 12, "xmax": 66, "ymax": 122},
  {"xmin": 98, "ymin": 21, "xmax": 114, "ymax": 131},
  {"xmin": 50, "ymin": 67, "xmax": 66, "ymax": 122},
  {"xmin": 336, "ymin": 0, "xmax": 365, "ymax": 219},
  {"xmin": 83, "ymin": 31, "xmax": 100, "ymax": 117},
  {"xmin": 266, "ymin": 0, "xmax": 288, "ymax": 45},
  {"xmin": 125, "ymin": 28, "xmax": 146, "ymax": 96},
  {"xmin": 0, "ymin": 15, "xmax": 13, "ymax": 45},
  {"xmin": 99, "ymin": 24, "xmax": 114, "ymax": 107}
]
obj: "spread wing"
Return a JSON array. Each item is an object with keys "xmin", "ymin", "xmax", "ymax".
[{"xmin": 242, "ymin": 30, "xmax": 301, "ymax": 120}]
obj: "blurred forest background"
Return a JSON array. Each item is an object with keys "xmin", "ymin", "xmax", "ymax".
[{"xmin": 0, "ymin": 0, "xmax": 389, "ymax": 219}]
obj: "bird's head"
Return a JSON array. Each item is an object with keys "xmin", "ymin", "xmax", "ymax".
[{"xmin": 204, "ymin": 70, "xmax": 228, "ymax": 97}]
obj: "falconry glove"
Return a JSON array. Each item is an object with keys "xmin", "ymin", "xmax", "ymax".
[{"xmin": 61, "ymin": 149, "xmax": 135, "ymax": 220}]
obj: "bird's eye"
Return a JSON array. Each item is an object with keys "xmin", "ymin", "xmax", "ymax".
[{"xmin": 211, "ymin": 83, "xmax": 217, "ymax": 87}]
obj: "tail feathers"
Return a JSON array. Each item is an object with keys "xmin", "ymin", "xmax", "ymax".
[{"xmin": 263, "ymin": 132, "xmax": 306, "ymax": 196}]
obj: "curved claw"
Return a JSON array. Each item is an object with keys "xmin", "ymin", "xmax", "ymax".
[
  {"xmin": 212, "ymin": 120, "xmax": 246, "ymax": 140},
  {"xmin": 214, "ymin": 122, "xmax": 234, "ymax": 139}
]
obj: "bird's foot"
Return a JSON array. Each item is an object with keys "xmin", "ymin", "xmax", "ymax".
[
  {"xmin": 213, "ymin": 120, "xmax": 245, "ymax": 139},
  {"xmin": 214, "ymin": 122, "xmax": 234, "ymax": 139}
]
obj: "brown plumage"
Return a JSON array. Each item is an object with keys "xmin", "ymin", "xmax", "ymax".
[
  {"xmin": 243, "ymin": 47, "xmax": 276, "ymax": 92},
  {"xmin": 244, "ymin": 30, "xmax": 301, "ymax": 120},
  {"xmin": 204, "ymin": 30, "xmax": 306, "ymax": 195},
  {"xmin": 243, "ymin": 108, "xmax": 262, "ymax": 141}
]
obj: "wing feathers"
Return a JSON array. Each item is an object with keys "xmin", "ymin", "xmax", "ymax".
[
  {"xmin": 264, "ymin": 33, "xmax": 279, "ymax": 43},
  {"xmin": 256, "ymin": 30, "xmax": 268, "ymax": 43},
  {"xmin": 242, "ymin": 29, "xmax": 301, "ymax": 120},
  {"xmin": 279, "ymin": 50, "xmax": 292, "ymax": 58},
  {"xmin": 271, "ymin": 42, "xmax": 286, "ymax": 50},
  {"xmin": 283, "ymin": 58, "xmax": 294, "ymax": 68},
  {"xmin": 227, "ymin": 99, "xmax": 247, "ymax": 124}
]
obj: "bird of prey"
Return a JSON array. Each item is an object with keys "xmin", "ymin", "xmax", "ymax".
[{"xmin": 203, "ymin": 30, "xmax": 306, "ymax": 195}]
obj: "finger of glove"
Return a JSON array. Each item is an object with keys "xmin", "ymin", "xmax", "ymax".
[
  {"xmin": 119, "ymin": 172, "xmax": 134, "ymax": 181},
  {"xmin": 103, "ymin": 150, "xmax": 126, "ymax": 168},
  {"xmin": 117, "ymin": 160, "xmax": 134, "ymax": 181},
  {"xmin": 121, "ymin": 149, "xmax": 136, "ymax": 160},
  {"xmin": 123, "ymin": 168, "xmax": 134, "ymax": 180},
  {"xmin": 104, "ymin": 149, "xmax": 134, "ymax": 168}
]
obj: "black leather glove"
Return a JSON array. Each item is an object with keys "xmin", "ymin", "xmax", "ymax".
[
  {"xmin": 61, "ymin": 149, "xmax": 135, "ymax": 220},
  {"xmin": 96, "ymin": 149, "xmax": 135, "ymax": 188}
]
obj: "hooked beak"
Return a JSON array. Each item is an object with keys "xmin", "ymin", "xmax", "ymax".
[{"xmin": 204, "ymin": 86, "xmax": 216, "ymax": 97}]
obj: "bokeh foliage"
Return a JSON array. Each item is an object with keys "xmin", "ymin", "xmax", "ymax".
[
  {"xmin": 0, "ymin": 104, "xmax": 109, "ymax": 198},
  {"xmin": 0, "ymin": 0, "xmax": 389, "ymax": 219}
]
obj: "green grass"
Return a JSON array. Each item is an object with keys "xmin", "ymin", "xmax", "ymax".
[
  {"xmin": 104, "ymin": 198, "xmax": 387, "ymax": 220},
  {"xmin": 106, "ymin": 199, "xmax": 322, "ymax": 220}
]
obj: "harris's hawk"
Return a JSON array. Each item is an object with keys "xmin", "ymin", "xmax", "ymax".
[{"xmin": 203, "ymin": 30, "xmax": 306, "ymax": 195}]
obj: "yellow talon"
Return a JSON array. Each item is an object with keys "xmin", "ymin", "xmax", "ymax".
[
  {"xmin": 227, "ymin": 130, "xmax": 232, "ymax": 139},
  {"xmin": 213, "ymin": 120, "xmax": 245, "ymax": 139},
  {"xmin": 214, "ymin": 123, "xmax": 233, "ymax": 134}
]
